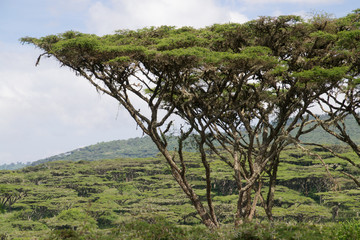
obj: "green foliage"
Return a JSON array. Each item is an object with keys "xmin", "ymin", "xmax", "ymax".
[
  {"xmin": 20, "ymin": 11, "xmax": 359, "ymax": 79},
  {"xmin": 155, "ymin": 31, "xmax": 209, "ymax": 50},
  {"xmin": 118, "ymin": 217, "xmax": 188, "ymax": 240},
  {"xmin": 41, "ymin": 220, "xmax": 360, "ymax": 240},
  {"xmin": 46, "ymin": 208, "xmax": 97, "ymax": 232},
  {"xmin": 0, "ymin": 184, "xmax": 28, "ymax": 211},
  {"xmin": 10, "ymin": 220, "xmax": 48, "ymax": 231},
  {"xmin": 293, "ymin": 66, "xmax": 349, "ymax": 85},
  {"xmin": 0, "ymin": 145, "xmax": 358, "ymax": 238},
  {"xmin": 45, "ymin": 229, "xmax": 82, "ymax": 240},
  {"xmin": 333, "ymin": 219, "xmax": 360, "ymax": 240},
  {"xmin": 310, "ymin": 30, "xmax": 337, "ymax": 41},
  {"xmin": 338, "ymin": 30, "xmax": 360, "ymax": 49}
]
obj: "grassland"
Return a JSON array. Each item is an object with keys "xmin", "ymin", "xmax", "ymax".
[{"xmin": 1, "ymin": 145, "xmax": 360, "ymax": 239}]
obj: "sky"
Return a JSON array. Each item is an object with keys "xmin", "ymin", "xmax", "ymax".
[{"xmin": 0, "ymin": 0, "xmax": 357, "ymax": 164}]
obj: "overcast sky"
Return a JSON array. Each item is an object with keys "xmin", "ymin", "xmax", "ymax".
[{"xmin": 0, "ymin": 0, "xmax": 357, "ymax": 164}]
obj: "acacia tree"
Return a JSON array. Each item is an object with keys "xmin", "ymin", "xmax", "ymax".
[
  {"xmin": 0, "ymin": 185, "xmax": 28, "ymax": 211},
  {"xmin": 23, "ymin": 27, "xmax": 225, "ymax": 229},
  {"xmin": 22, "ymin": 11, "xmax": 360, "ymax": 228}
]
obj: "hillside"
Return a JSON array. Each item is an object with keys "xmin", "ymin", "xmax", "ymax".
[
  {"xmin": 1, "ymin": 147, "xmax": 360, "ymax": 239},
  {"xmin": 298, "ymin": 115, "xmax": 360, "ymax": 145},
  {"xmin": 31, "ymin": 137, "xmax": 160, "ymax": 165},
  {"xmin": 0, "ymin": 115, "xmax": 358, "ymax": 171},
  {"xmin": 30, "ymin": 136, "xmax": 198, "ymax": 166},
  {"xmin": 0, "ymin": 136, "xmax": 192, "ymax": 170}
]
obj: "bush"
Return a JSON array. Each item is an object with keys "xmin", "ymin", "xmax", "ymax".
[
  {"xmin": 11, "ymin": 220, "xmax": 48, "ymax": 231},
  {"xmin": 45, "ymin": 208, "xmax": 97, "ymax": 232},
  {"xmin": 119, "ymin": 217, "xmax": 187, "ymax": 240},
  {"xmin": 96, "ymin": 212, "xmax": 119, "ymax": 228},
  {"xmin": 0, "ymin": 233, "xmax": 8, "ymax": 240},
  {"xmin": 111, "ymin": 217, "xmax": 225, "ymax": 240},
  {"xmin": 233, "ymin": 222, "xmax": 274, "ymax": 240},
  {"xmin": 0, "ymin": 204, "xmax": 5, "ymax": 214},
  {"xmin": 233, "ymin": 221, "xmax": 332, "ymax": 240},
  {"xmin": 45, "ymin": 229, "xmax": 82, "ymax": 240},
  {"xmin": 333, "ymin": 219, "xmax": 360, "ymax": 240}
]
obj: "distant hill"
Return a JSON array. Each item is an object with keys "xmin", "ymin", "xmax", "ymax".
[
  {"xmin": 1, "ymin": 115, "xmax": 358, "ymax": 170},
  {"xmin": 0, "ymin": 136, "xmax": 168, "ymax": 170},
  {"xmin": 0, "ymin": 137, "xmax": 162, "ymax": 170},
  {"xmin": 29, "ymin": 135, "xmax": 197, "ymax": 167},
  {"xmin": 31, "ymin": 137, "xmax": 160, "ymax": 166},
  {"xmin": 298, "ymin": 115, "xmax": 360, "ymax": 145}
]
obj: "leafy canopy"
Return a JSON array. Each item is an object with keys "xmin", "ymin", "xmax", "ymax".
[{"xmin": 21, "ymin": 12, "xmax": 360, "ymax": 102}]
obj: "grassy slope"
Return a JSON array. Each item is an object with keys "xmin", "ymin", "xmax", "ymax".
[{"xmin": 1, "ymin": 146, "xmax": 360, "ymax": 239}]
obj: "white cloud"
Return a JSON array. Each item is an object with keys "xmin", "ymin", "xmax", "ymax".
[
  {"xmin": 87, "ymin": 0, "xmax": 249, "ymax": 35},
  {"xmin": 0, "ymin": 43, "xmax": 141, "ymax": 164},
  {"xmin": 291, "ymin": 10, "xmax": 309, "ymax": 18},
  {"xmin": 229, "ymin": 11, "xmax": 249, "ymax": 23}
]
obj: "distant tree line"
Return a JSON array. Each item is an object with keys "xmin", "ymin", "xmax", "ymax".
[{"xmin": 0, "ymin": 162, "xmax": 29, "ymax": 171}]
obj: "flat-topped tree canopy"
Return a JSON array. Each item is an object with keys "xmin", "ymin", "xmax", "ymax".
[
  {"xmin": 21, "ymin": 26, "xmax": 278, "ymax": 79},
  {"xmin": 21, "ymin": 11, "xmax": 360, "ymax": 228},
  {"xmin": 21, "ymin": 14, "xmax": 358, "ymax": 110}
]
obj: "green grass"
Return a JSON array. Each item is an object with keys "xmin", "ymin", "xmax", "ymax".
[{"xmin": 1, "ymin": 145, "xmax": 360, "ymax": 238}]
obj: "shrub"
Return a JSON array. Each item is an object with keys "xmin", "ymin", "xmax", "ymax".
[
  {"xmin": 45, "ymin": 229, "xmax": 81, "ymax": 240},
  {"xmin": 333, "ymin": 219, "xmax": 360, "ymax": 240},
  {"xmin": 0, "ymin": 233, "xmax": 8, "ymax": 240},
  {"xmin": 45, "ymin": 208, "xmax": 97, "ymax": 232},
  {"xmin": 233, "ymin": 221, "xmax": 332, "ymax": 240},
  {"xmin": 120, "ymin": 217, "xmax": 187, "ymax": 239},
  {"xmin": 111, "ymin": 217, "xmax": 225, "ymax": 240}
]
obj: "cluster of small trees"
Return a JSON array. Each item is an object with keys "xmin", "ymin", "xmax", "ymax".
[
  {"xmin": 22, "ymin": 10, "xmax": 360, "ymax": 228},
  {"xmin": 0, "ymin": 185, "xmax": 28, "ymax": 212}
]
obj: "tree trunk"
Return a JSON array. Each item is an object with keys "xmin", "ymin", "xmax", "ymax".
[
  {"xmin": 235, "ymin": 188, "xmax": 252, "ymax": 226},
  {"xmin": 152, "ymin": 134, "xmax": 219, "ymax": 229}
]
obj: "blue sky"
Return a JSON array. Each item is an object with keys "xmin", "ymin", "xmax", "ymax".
[{"xmin": 0, "ymin": 0, "xmax": 358, "ymax": 164}]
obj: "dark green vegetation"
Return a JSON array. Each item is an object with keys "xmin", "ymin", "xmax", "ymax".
[{"xmin": 1, "ymin": 146, "xmax": 360, "ymax": 239}]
